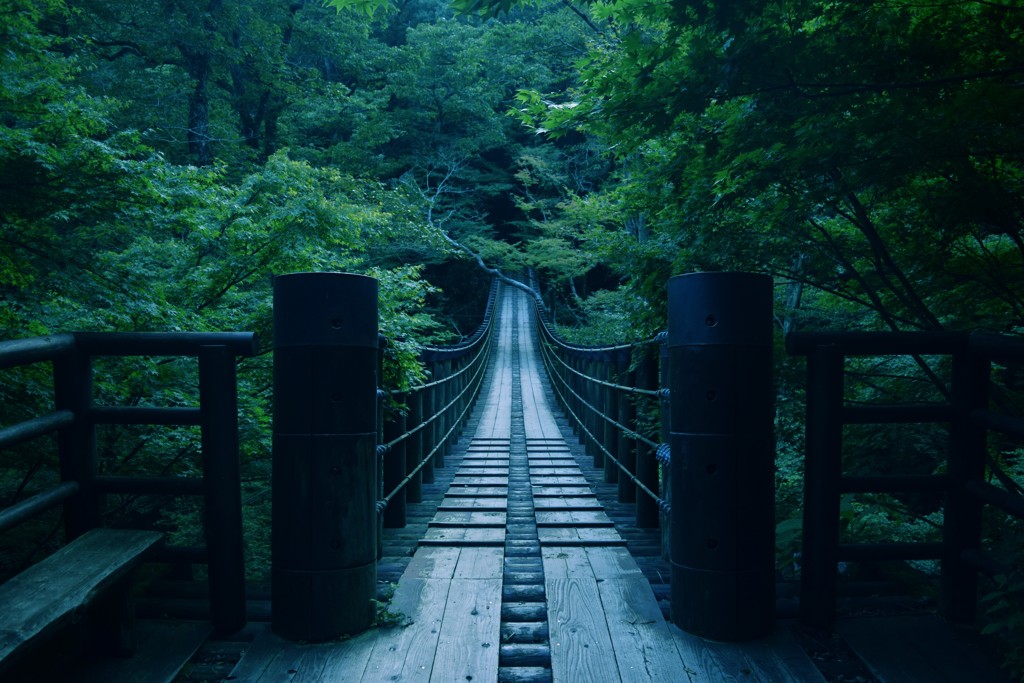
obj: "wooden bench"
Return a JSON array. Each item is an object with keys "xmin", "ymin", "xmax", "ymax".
[{"xmin": 0, "ymin": 528, "xmax": 164, "ymax": 677}]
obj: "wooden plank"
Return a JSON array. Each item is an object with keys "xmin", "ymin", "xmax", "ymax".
[
  {"xmin": 670, "ymin": 624, "xmax": 827, "ymax": 683},
  {"xmin": 455, "ymin": 468, "xmax": 509, "ymax": 476},
  {"xmin": 530, "ymin": 476, "xmax": 589, "ymax": 486},
  {"xmin": 539, "ymin": 527, "xmax": 625, "ymax": 546},
  {"xmin": 225, "ymin": 627, "xmax": 307, "ymax": 682},
  {"xmin": 531, "ymin": 486, "xmax": 594, "ymax": 497},
  {"xmin": 430, "ymin": 511, "xmax": 506, "ymax": 527},
  {"xmin": 450, "ymin": 479, "xmax": 509, "ymax": 489},
  {"xmin": 291, "ymin": 633, "xmax": 377, "ymax": 682},
  {"xmin": 359, "ymin": 578, "xmax": 450, "ymax": 680},
  {"xmin": 454, "ymin": 548, "xmax": 504, "ymax": 579},
  {"xmin": 404, "ymin": 547, "xmax": 461, "ymax": 579},
  {"xmin": 421, "ymin": 527, "xmax": 505, "ymax": 544},
  {"xmin": 546, "ymin": 578, "xmax": 619, "ymax": 683},
  {"xmin": 442, "ymin": 486, "xmax": 508, "ymax": 497},
  {"xmin": 438, "ymin": 498, "xmax": 506, "ymax": 510},
  {"xmin": 838, "ymin": 615, "xmax": 1012, "ymax": 683},
  {"xmin": 597, "ymin": 578, "xmax": 695, "ymax": 682},
  {"xmin": 583, "ymin": 547, "xmax": 644, "ymax": 579},
  {"xmin": 430, "ymin": 578, "xmax": 502, "ymax": 683},
  {"xmin": 534, "ymin": 497, "xmax": 604, "ymax": 511},
  {"xmin": 536, "ymin": 511, "xmax": 612, "ymax": 527},
  {"xmin": 541, "ymin": 547, "xmax": 592, "ymax": 578}
]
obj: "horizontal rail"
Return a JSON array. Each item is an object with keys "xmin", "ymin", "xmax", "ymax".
[
  {"xmin": 0, "ymin": 334, "xmax": 76, "ymax": 369},
  {"xmin": 74, "ymin": 332, "xmax": 258, "ymax": 357},
  {"xmin": 787, "ymin": 331, "xmax": 969, "ymax": 356},
  {"xmin": 0, "ymin": 410, "xmax": 75, "ymax": 450},
  {"xmin": 0, "ymin": 482, "xmax": 80, "ymax": 535},
  {"xmin": 969, "ymin": 331, "xmax": 1024, "ymax": 361}
]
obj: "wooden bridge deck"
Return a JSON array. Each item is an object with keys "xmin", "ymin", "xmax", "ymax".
[{"xmin": 212, "ymin": 289, "xmax": 824, "ymax": 683}]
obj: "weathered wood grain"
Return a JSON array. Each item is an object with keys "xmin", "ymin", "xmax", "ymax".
[
  {"xmin": 597, "ymin": 578, "xmax": 695, "ymax": 682},
  {"xmin": 430, "ymin": 578, "xmax": 502, "ymax": 683},
  {"xmin": 545, "ymin": 578, "xmax": 618, "ymax": 683},
  {"xmin": 0, "ymin": 528, "xmax": 164, "ymax": 671},
  {"xmin": 670, "ymin": 623, "xmax": 827, "ymax": 683},
  {"xmin": 359, "ymin": 578, "xmax": 450, "ymax": 681}
]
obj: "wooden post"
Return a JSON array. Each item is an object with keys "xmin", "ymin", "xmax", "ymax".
[
  {"xmin": 617, "ymin": 348, "xmax": 636, "ymax": 503},
  {"xmin": 942, "ymin": 347, "xmax": 988, "ymax": 622},
  {"xmin": 199, "ymin": 346, "xmax": 247, "ymax": 635},
  {"xmin": 407, "ymin": 390, "xmax": 424, "ymax": 502},
  {"xmin": 668, "ymin": 272, "xmax": 775, "ymax": 641},
  {"xmin": 271, "ymin": 272, "xmax": 378, "ymax": 641},
  {"xmin": 800, "ymin": 345, "xmax": 844, "ymax": 630},
  {"xmin": 54, "ymin": 345, "xmax": 98, "ymax": 539},
  {"xmin": 382, "ymin": 397, "xmax": 408, "ymax": 529},
  {"xmin": 636, "ymin": 345, "xmax": 659, "ymax": 527},
  {"xmin": 603, "ymin": 351, "xmax": 619, "ymax": 484}
]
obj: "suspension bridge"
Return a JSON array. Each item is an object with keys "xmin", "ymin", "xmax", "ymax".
[{"xmin": 0, "ymin": 274, "xmax": 1018, "ymax": 682}]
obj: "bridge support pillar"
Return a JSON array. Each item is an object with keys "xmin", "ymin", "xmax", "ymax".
[
  {"xmin": 271, "ymin": 272, "xmax": 378, "ymax": 642},
  {"xmin": 668, "ymin": 272, "xmax": 775, "ymax": 641}
]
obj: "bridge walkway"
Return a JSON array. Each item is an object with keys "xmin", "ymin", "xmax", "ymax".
[{"xmin": 213, "ymin": 287, "xmax": 826, "ymax": 683}]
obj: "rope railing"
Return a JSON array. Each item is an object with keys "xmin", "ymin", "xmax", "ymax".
[
  {"xmin": 377, "ymin": 333, "xmax": 492, "ymax": 507},
  {"xmin": 526, "ymin": 269, "xmax": 668, "ymax": 534},
  {"xmin": 375, "ymin": 278, "xmax": 500, "ymax": 529},
  {"xmin": 539, "ymin": 337, "xmax": 668, "ymax": 513}
]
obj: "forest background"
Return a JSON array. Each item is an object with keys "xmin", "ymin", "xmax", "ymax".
[{"xmin": 2, "ymin": 0, "xmax": 1023, "ymax": 674}]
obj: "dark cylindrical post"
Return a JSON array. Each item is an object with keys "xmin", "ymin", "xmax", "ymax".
[
  {"xmin": 54, "ymin": 346, "xmax": 98, "ymax": 539},
  {"xmin": 636, "ymin": 346, "xmax": 659, "ymax": 527},
  {"xmin": 942, "ymin": 348, "xmax": 989, "ymax": 622},
  {"xmin": 199, "ymin": 346, "xmax": 247, "ymax": 635},
  {"xmin": 382, "ymin": 399, "xmax": 408, "ymax": 528},
  {"xmin": 272, "ymin": 272, "xmax": 378, "ymax": 641},
  {"xmin": 668, "ymin": 272, "xmax": 775, "ymax": 641}
]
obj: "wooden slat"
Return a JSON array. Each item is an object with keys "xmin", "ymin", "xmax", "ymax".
[
  {"xmin": 671, "ymin": 624, "xmax": 827, "ymax": 682},
  {"xmin": 430, "ymin": 578, "xmax": 502, "ymax": 683},
  {"xmin": 359, "ymin": 578, "xmax": 450, "ymax": 680},
  {"xmin": 454, "ymin": 548, "xmax": 504, "ymax": 579},
  {"xmin": 546, "ymin": 578, "xmax": 619, "ymax": 682},
  {"xmin": 598, "ymin": 578, "xmax": 693, "ymax": 682}
]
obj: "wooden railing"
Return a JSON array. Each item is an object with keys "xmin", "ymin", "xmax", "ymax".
[
  {"xmin": 0, "ymin": 331, "xmax": 257, "ymax": 635},
  {"xmin": 787, "ymin": 331, "xmax": 1024, "ymax": 629}
]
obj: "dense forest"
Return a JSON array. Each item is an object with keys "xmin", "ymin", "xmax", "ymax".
[{"xmin": 2, "ymin": 0, "xmax": 1023, "ymax": 675}]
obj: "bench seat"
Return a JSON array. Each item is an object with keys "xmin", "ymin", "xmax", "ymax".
[{"xmin": 0, "ymin": 528, "xmax": 164, "ymax": 675}]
